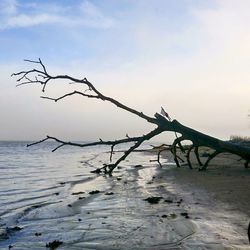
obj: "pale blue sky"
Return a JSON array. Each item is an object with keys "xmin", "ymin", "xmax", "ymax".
[
  {"xmin": 0, "ymin": 0, "xmax": 212, "ymax": 65},
  {"xmin": 0, "ymin": 0, "xmax": 249, "ymax": 141}
]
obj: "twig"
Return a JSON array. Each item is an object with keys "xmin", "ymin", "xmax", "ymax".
[{"xmin": 13, "ymin": 59, "xmax": 157, "ymax": 124}]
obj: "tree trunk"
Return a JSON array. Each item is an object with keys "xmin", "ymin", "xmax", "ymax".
[
  {"xmin": 155, "ymin": 113, "xmax": 250, "ymax": 170},
  {"xmin": 12, "ymin": 59, "xmax": 250, "ymax": 174}
]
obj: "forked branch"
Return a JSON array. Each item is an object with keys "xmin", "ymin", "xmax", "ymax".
[
  {"xmin": 13, "ymin": 59, "xmax": 250, "ymax": 174},
  {"xmin": 12, "ymin": 58, "xmax": 157, "ymax": 124}
]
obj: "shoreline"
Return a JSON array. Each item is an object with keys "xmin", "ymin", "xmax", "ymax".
[
  {"xmin": 151, "ymin": 149, "xmax": 250, "ymax": 247},
  {"xmin": 0, "ymin": 149, "xmax": 250, "ymax": 249}
]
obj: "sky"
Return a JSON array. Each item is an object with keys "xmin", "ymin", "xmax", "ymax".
[{"xmin": 0, "ymin": 0, "xmax": 249, "ymax": 142}]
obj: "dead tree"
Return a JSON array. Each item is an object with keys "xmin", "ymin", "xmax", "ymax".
[{"xmin": 12, "ymin": 59, "xmax": 250, "ymax": 175}]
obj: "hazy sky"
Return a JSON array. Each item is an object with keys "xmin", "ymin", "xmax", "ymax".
[{"xmin": 0, "ymin": 0, "xmax": 249, "ymax": 141}]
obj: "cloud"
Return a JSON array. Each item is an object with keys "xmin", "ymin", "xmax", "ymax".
[
  {"xmin": 80, "ymin": 1, "xmax": 104, "ymax": 18},
  {"xmin": 1, "ymin": 0, "xmax": 250, "ymax": 140},
  {"xmin": 68, "ymin": 0, "xmax": 250, "ymax": 138},
  {"xmin": 0, "ymin": 0, "xmax": 115, "ymax": 30},
  {"xmin": 0, "ymin": 0, "xmax": 17, "ymax": 15},
  {"xmin": 2, "ymin": 13, "xmax": 60, "ymax": 28},
  {"xmin": 79, "ymin": 0, "xmax": 115, "ymax": 28}
]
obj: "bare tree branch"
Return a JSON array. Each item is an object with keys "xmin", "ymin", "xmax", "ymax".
[
  {"xmin": 13, "ymin": 59, "xmax": 250, "ymax": 174},
  {"xmin": 12, "ymin": 59, "xmax": 157, "ymax": 124},
  {"xmin": 40, "ymin": 91, "xmax": 98, "ymax": 102},
  {"xmin": 28, "ymin": 135, "xmax": 143, "ymax": 151}
]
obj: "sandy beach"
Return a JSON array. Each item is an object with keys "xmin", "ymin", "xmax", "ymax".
[
  {"xmin": 65, "ymin": 149, "xmax": 250, "ymax": 249},
  {"xmin": 159, "ymin": 151, "xmax": 250, "ymax": 217},
  {"xmin": 147, "ymin": 149, "xmax": 250, "ymax": 249}
]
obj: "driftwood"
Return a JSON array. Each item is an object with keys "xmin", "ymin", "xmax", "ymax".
[
  {"xmin": 154, "ymin": 114, "xmax": 250, "ymax": 170},
  {"xmin": 12, "ymin": 59, "xmax": 250, "ymax": 175}
]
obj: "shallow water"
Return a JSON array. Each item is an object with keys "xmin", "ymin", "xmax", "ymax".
[
  {"xmin": 0, "ymin": 141, "xmax": 249, "ymax": 249},
  {"xmin": 0, "ymin": 142, "xmax": 96, "ymax": 221}
]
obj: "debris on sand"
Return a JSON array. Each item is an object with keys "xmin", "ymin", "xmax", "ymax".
[
  {"xmin": 177, "ymin": 198, "xmax": 183, "ymax": 206},
  {"xmin": 105, "ymin": 192, "xmax": 114, "ymax": 195},
  {"xmin": 134, "ymin": 164, "xmax": 143, "ymax": 168},
  {"xmin": 0, "ymin": 229, "xmax": 8, "ymax": 240},
  {"xmin": 164, "ymin": 199, "xmax": 173, "ymax": 203},
  {"xmin": 170, "ymin": 213, "xmax": 177, "ymax": 219},
  {"xmin": 46, "ymin": 240, "xmax": 63, "ymax": 249},
  {"xmin": 72, "ymin": 191, "xmax": 85, "ymax": 195},
  {"xmin": 90, "ymin": 168, "xmax": 102, "ymax": 174},
  {"xmin": 180, "ymin": 212, "xmax": 190, "ymax": 219},
  {"xmin": 144, "ymin": 196, "xmax": 163, "ymax": 204},
  {"xmin": 89, "ymin": 190, "xmax": 100, "ymax": 195},
  {"xmin": 6, "ymin": 226, "xmax": 23, "ymax": 234}
]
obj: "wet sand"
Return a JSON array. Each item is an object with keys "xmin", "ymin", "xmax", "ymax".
[
  {"xmin": 148, "ymin": 150, "xmax": 250, "ymax": 249},
  {"xmin": 68, "ymin": 149, "xmax": 250, "ymax": 249},
  {"xmin": 159, "ymin": 151, "xmax": 250, "ymax": 217}
]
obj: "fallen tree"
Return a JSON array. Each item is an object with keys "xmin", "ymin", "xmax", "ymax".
[{"xmin": 12, "ymin": 59, "xmax": 250, "ymax": 175}]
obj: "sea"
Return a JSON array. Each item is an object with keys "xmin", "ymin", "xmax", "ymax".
[{"xmin": 0, "ymin": 141, "xmax": 118, "ymax": 249}]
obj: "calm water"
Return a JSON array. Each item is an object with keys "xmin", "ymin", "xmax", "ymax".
[
  {"xmin": 0, "ymin": 140, "xmax": 153, "ymax": 249},
  {"xmin": 0, "ymin": 141, "xmax": 101, "ymax": 222}
]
